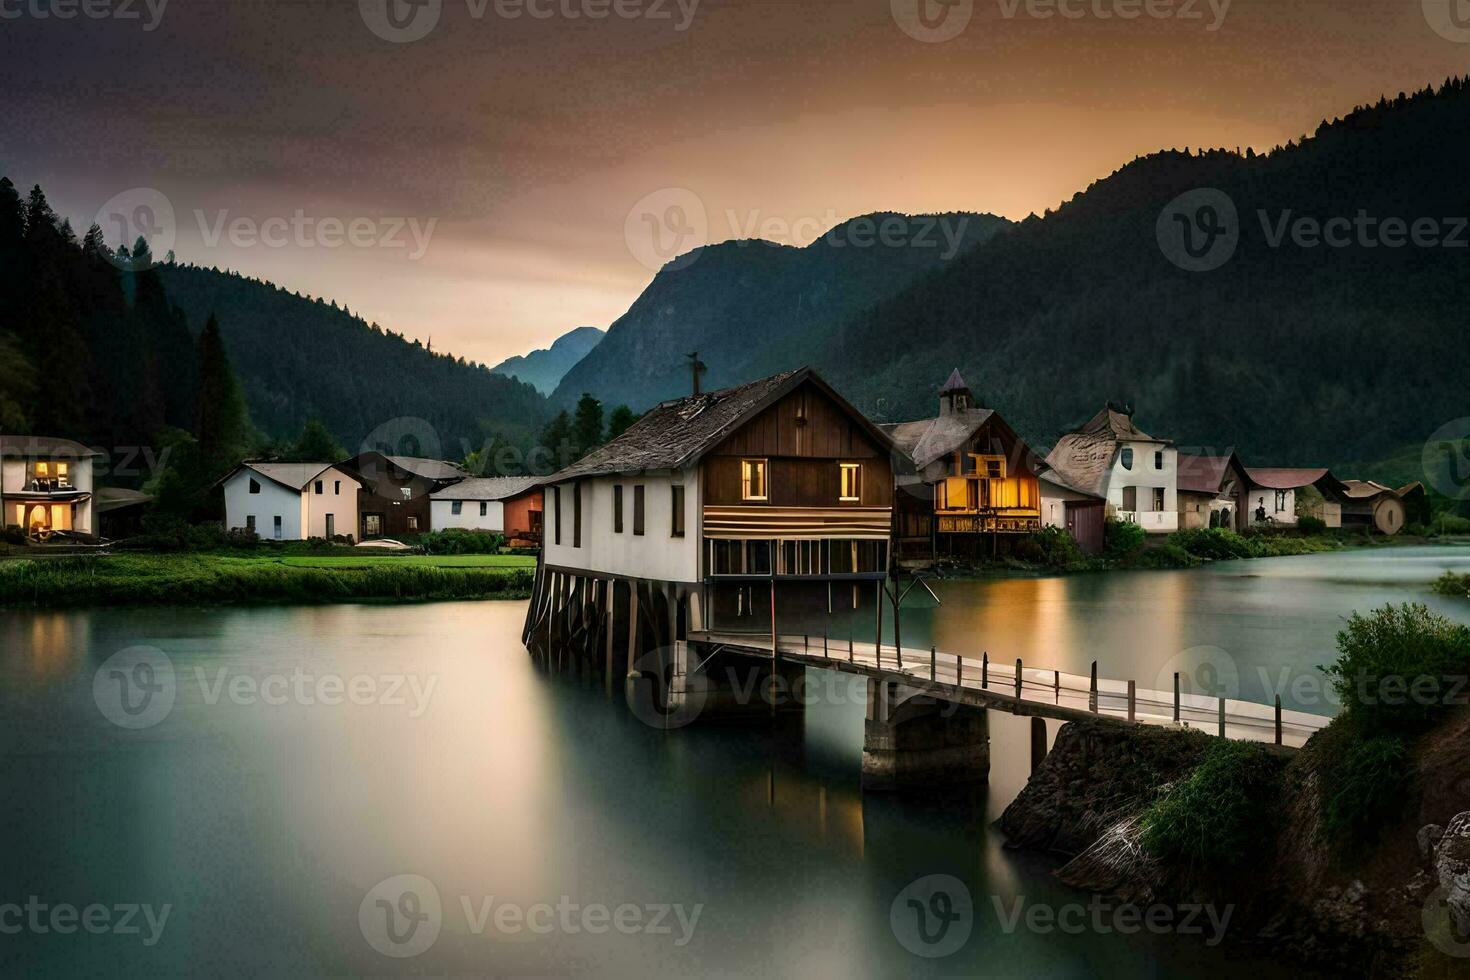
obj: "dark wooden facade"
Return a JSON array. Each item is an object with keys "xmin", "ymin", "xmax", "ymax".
[{"xmin": 340, "ymin": 452, "xmax": 461, "ymax": 540}]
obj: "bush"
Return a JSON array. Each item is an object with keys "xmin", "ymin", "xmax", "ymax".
[
  {"xmin": 1016, "ymin": 525, "xmax": 1083, "ymax": 568},
  {"xmin": 1320, "ymin": 603, "xmax": 1470, "ymax": 735},
  {"xmin": 1433, "ymin": 512, "xmax": 1470, "ymax": 536},
  {"xmin": 1130, "ymin": 543, "xmax": 1199, "ymax": 569},
  {"xmin": 1323, "ymin": 729, "xmax": 1410, "ymax": 841},
  {"xmin": 1433, "ymin": 571, "xmax": 1470, "ymax": 597},
  {"xmin": 417, "ymin": 528, "xmax": 504, "ymax": 555},
  {"xmin": 1141, "ymin": 739, "xmax": 1282, "ymax": 871},
  {"xmin": 1297, "ymin": 515, "xmax": 1327, "ymax": 535},
  {"xmin": 2, "ymin": 524, "xmax": 26, "ymax": 546},
  {"xmin": 1104, "ymin": 517, "xmax": 1145, "ymax": 558},
  {"xmin": 1171, "ymin": 527, "xmax": 1253, "ymax": 560}
]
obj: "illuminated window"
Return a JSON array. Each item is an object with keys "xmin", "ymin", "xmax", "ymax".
[
  {"xmin": 972, "ymin": 454, "xmax": 1006, "ymax": 480},
  {"xmin": 839, "ymin": 463, "xmax": 861, "ymax": 501},
  {"xmin": 741, "ymin": 459, "xmax": 767, "ymax": 501},
  {"xmin": 34, "ymin": 462, "xmax": 49, "ymax": 477}
]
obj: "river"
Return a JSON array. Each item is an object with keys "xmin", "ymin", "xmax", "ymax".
[{"xmin": 2, "ymin": 546, "xmax": 1467, "ymax": 977}]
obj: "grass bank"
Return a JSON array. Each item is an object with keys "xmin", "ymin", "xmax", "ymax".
[{"xmin": 0, "ymin": 553, "xmax": 536, "ymax": 607}]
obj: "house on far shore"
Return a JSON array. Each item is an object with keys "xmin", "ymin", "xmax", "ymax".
[
  {"xmin": 220, "ymin": 462, "xmax": 362, "ymax": 541},
  {"xmin": 1, "ymin": 435, "xmax": 100, "ymax": 539},
  {"xmin": 1243, "ymin": 467, "xmax": 1348, "ymax": 528},
  {"xmin": 338, "ymin": 452, "xmax": 469, "ymax": 540},
  {"xmin": 1341, "ymin": 480, "xmax": 1408, "ymax": 535},
  {"xmin": 1177, "ymin": 452, "xmax": 1250, "ymax": 531},
  {"xmin": 429, "ymin": 476, "xmax": 543, "ymax": 544},
  {"xmin": 96, "ymin": 487, "xmax": 154, "ymax": 540},
  {"xmin": 1035, "ymin": 462, "xmax": 1106, "ymax": 554},
  {"xmin": 1045, "ymin": 405, "xmax": 1179, "ymax": 534},
  {"xmin": 882, "ymin": 369, "xmax": 1044, "ymax": 560}
]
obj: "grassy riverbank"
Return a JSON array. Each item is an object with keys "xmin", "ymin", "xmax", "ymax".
[{"xmin": 0, "ymin": 552, "xmax": 536, "ymax": 607}]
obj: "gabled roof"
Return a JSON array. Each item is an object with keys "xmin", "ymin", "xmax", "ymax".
[
  {"xmin": 1178, "ymin": 453, "xmax": 1245, "ymax": 495},
  {"xmin": 545, "ymin": 367, "xmax": 893, "ymax": 482},
  {"xmin": 381, "ymin": 455, "xmax": 469, "ymax": 481},
  {"xmin": 1044, "ymin": 407, "xmax": 1171, "ymax": 496},
  {"xmin": 1343, "ymin": 479, "xmax": 1398, "ymax": 499},
  {"xmin": 95, "ymin": 487, "xmax": 153, "ymax": 513},
  {"xmin": 0, "ymin": 434, "xmax": 103, "ymax": 459},
  {"xmin": 1035, "ymin": 462, "xmax": 1104, "ymax": 499},
  {"xmin": 1245, "ymin": 467, "xmax": 1343, "ymax": 493},
  {"xmin": 430, "ymin": 476, "xmax": 540, "ymax": 501},
  {"xmin": 218, "ymin": 461, "xmax": 360, "ymax": 493},
  {"xmin": 882, "ymin": 408, "xmax": 996, "ymax": 470}
]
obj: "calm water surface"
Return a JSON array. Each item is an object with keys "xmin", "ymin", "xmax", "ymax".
[{"xmin": 2, "ymin": 546, "xmax": 1467, "ymax": 977}]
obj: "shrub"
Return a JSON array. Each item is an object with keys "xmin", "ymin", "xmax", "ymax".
[
  {"xmin": 1433, "ymin": 512, "xmax": 1470, "ymax": 536},
  {"xmin": 417, "ymin": 528, "xmax": 504, "ymax": 555},
  {"xmin": 1104, "ymin": 517, "xmax": 1145, "ymax": 558},
  {"xmin": 1432, "ymin": 571, "xmax": 1470, "ymax": 598},
  {"xmin": 1320, "ymin": 603, "xmax": 1470, "ymax": 735},
  {"xmin": 1297, "ymin": 515, "xmax": 1327, "ymax": 535},
  {"xmin": 2, "ymin": 525, "xmax": 26, "ymax": 546},
  {"xmin": 1130, "ymin": 544, "xmax": 1199, "ymax": 569},
  {"xmin": 1017, "ymin": 525, "xmax": 1083, "ymax": 568},
  {"xmin": 1171, "ymin": 527, "xmax": 1253, "ymax": 560},
  {"xmin": 1323, "ymin": 729, "xmax": 1410, "ymax": 841},
  {"xmin": 1141, "ymin": 739, "xmax": 1282, "ymax": 871}
]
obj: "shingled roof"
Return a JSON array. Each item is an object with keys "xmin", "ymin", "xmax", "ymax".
[
  {"xmin": 1177, "ymin": 453, "xmax": 1242, "ymax": 495},
  {"xmin": 883, "ymin": 409, "xmax": 997, "ymax": 471},
  {"xmin": 430, "ymin": 476, "xmax": 539, "ymax": 501},
  {"xmin": 545, "ymin": 367, "xmax": 891, "ymax": 482},
  {"xmin": 1044, "ymin": 407, "xmax": 1171, "ymax": 496}
]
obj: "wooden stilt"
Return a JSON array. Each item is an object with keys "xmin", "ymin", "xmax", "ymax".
[
  {"xmin": 626, "ymin": 580, "xmax": 640, "ymax": 678},
  {"xmin": 769, "ymin": 578, "xmax": 778, "ymax": 717},
  {"xmin": 604, "ymin": 579, "xmax": 615, "ymax": 697},
  {"xmin": 1030, "ymin": 717, "xmax": 1047, "ymax": 774}
]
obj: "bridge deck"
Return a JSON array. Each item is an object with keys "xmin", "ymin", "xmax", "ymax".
[{"xmin": 688, "ymin": 630, "xmax": 1332, "ymax": 749}]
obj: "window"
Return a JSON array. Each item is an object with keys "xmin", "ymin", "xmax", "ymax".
[
  {"xmin": 1275, "ymin": 490, "xmax": 1288, "ymax": 512},
  {"xmin": 671, "ymin": 485, "xmax": 685, "ymax": 537},
  {"xmin": 613, "ymin": 485, "xmax": 624, "ymax": 533},
  {"xmin": 1154, "ymin": 451, "xmax": 1164, "ymax": 470},
  {"xmin": 479, "ymin": 501, "xmax": 487, "ymax": 517},
  {"xmin": 971, "ymin": 454, "xmax": 1005, "ymax": 480},
  {"xmin": 249, "ymin": 478, "xmax": 261, "ymax": 494},
  {"xmin": 314, "ymin": 480, "xmax": 323, "ymax": 494},
  {"xmin": 1120, "ymin": 448, "xmax": 1134, "ymax": 470},
  {"xmin": 407, "ymin": 516, "xmax": 419, "ymax": 531},
  {"xmin": 633, "ymin": 485, "xmax": 645, "ymax": 536},
  {"xmin": 1122, "ymin": 486, "xmax": 1138, "ymax": 511},
  {"xmin": 573, "ymin": 481, "xmax": 582, "ymax": 548},
  {"xmin": 334, "ymin": 480, "xmax": 341, "ymax": 495},
  {"xmin": 246, "ymin": 515, "xmax": 256, "ymax": 531},
  {"xmin": 1153, "ymin": 487, "xmax": 1165, "ymax": 512},
  {"xmin": 272, "ymin": 515, "xmax": 282, "ymax": 539},
  {"xmin": 553, "ymin": 486, "xmax": 562, "ymax": 544},
  {"xmin": 741, "ymin": 459, "xmax": 767, "ymax": 501},
  {"xmin": 451, "ymin": 500, "xmax": 463, "ymax": 515},
  {"xmin": 839, "ymin": 463, "xmax": 861, "ymax": 502},
  {"xmin": 400, "ymin": 487, "xmax": 412, "ymax": 500}
]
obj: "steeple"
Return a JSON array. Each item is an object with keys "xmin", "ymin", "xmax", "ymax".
[{"xmin": 938, "ymin": 368, "xmax": 972, "ymax": 415}]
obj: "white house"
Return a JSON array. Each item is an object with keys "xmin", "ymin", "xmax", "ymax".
[
  {"xmin": 429, "ymin": 476, "xmax": 540, "ymax": 534},
  {"xmin": 1044, "ymin": 406, "xmax": 1179, "ymax": 534},
  {"xmin": 221, "ymin": 462, "xmax": 361, "ymax": 541},
  {"xmin": 1243, "ymin": 467, "xmax": 1346, "ymax": 528},
  {"xmin": 1, "ymin": 435, "xmax": 100, "ymax": 538}
]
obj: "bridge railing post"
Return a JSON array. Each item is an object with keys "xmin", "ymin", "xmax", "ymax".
[
  {"xmin": 1275, "ymin": 696, "xmax": 1283, "ymax": 746},
  {"xmin": 1217, "ymin": 697, "xmax": 1226, "ymax": 738},
  {"xmin": 1089, "ymin": 660, "xmax": 1098, "ymax": 713},
  {"xmin": 956, "ymin": 654, "xmax": 964, "ymax": 687},
  {"xmin": 1127, "ymin": 680, "xmax": 1136, "ymax": 722},
  {"xmin": 804, "ymin": 634, "xmax": 809, "ymax": 652},
  {"xmin": 1173, "ymin": 672, "xmax": 1181, "ymax": 723},
  {"xmin": 823, "ymin": 632, "xmax": 828, "ymax": 657},
  {"xmin": 982, "ymin": 652, "xmax": 988, "ymax": 689},
  {"xmin": 849, "ymin": 636, "xmax": 854, "ymax": 665},
  {"xmin": 1014, "ymin": 658, "xmax": 1023, "ymax": 700},
  {"xmin": 1053, "ymin": 669, "xmax": 1060, "ymax": 702},
  {"xmin": 931, "ymin": 646, "xmax": 936, "ymax": 682}
]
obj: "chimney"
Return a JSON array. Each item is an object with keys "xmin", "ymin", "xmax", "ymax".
[{"xmin": 686, "ymin": 352, "xmax": 707, "ymax": 397}]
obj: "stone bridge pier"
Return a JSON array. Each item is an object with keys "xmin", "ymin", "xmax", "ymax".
[{"xmin": 861, "ymin": 677, "xmax": 990, "ymax": 791}]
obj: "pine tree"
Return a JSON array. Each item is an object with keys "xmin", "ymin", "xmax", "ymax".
[
  {"xmin": 572, "ymin": 392, "xmax": 603, "ymax": 456},
  {"xmin": 538, "ymin": 410, "xmax": 574, "ymax": 468},
  {"xmin": 287, "ymin": 418, "xmax": 345, "ymax": 462},
  {"xmin": 607, "ymin": 404, "xmax": 638, "ymax": 440},
  {"xmin": 194, "ymin": 313, "xmax": 255, "ymax": 480}
]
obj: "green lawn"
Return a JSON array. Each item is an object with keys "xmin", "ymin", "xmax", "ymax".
[{"xmin": 276, "ymin": 554, "xmax": 536, "ymax": 569}]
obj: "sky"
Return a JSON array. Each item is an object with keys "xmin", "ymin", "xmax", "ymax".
[{"xmin": 4, "ymin": 0, "xmax": 1468, "ymax": 368}]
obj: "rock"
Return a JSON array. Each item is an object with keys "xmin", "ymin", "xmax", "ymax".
[
  {"xmin": 1419, "ymin": 824, "xmax": 1445, "ymax": 860},
  {"xmin": 1434, "ymin": 811, "xmax": 1470, "ymax": 934},
  {"xmin": 1406, "ymin": 868, "xmax": 1436, "ymax": 901}
]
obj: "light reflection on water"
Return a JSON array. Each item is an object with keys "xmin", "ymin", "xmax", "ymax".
[{"xmin": 1, "ymin": 547, "xmax": 1465, "ymax": 977}]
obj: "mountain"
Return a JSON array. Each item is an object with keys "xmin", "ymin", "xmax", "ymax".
[
  {"xmin": 155, "ymin": 264, "xmax": 550, "ymax": 459},
  {"xmin": 550, "ymin": 211, "xmax": 1010, "ymax": 409},
  {"xmin": 491, "ymin": 325, "xmax": 604, "ymax": 394},
  {"xmin": 560, "ymin": 80, "xmax": 1470, "ymax": 471}
]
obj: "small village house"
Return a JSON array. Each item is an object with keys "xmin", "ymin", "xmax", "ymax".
[
  {"xmin": 429, "ymin": 476, "xmax": 543, "ymax": 543},
  {"xmin": 1, "ymin": 435, "xmax": 100, "ymax": 539},
  {"xmin": 1044, "ymin": 406, "xmax": 1179, "ymax": 534},
  {"xmin": 537, "ymin": 366, "xmax": 895, "ymax": 640},
  {"xmin": 1176, "ymin": 452, "xmax": 1250, "ymax": 531},
  {"xmin": 337, "ymin": 452, "xmax": 468, "ymax": 540},
  {"xmin": 1035, "ymin": 464, "xmax": 1106, "ymax": 553},
  {"xmin": 220, "ymin": 462, "xmax": 362, "ymax": 541},
  {"xmin": 1340, "ymin": 480, "xmax": 1409, "ymax": 535},
  {"xmin": 1243, "ymin": 467, "xmax": 1348, "ymax": 528},
  {"xmin": 882, "ymin": 370, "xmax": 1043, "ymax": 559}
]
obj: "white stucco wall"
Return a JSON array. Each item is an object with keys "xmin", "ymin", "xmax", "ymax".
[
  {"xmin": 542, "ymin": 469, "xmax": 701, "ymax": 584},
  {"xmin": 303, "ymin": 466, "xmax": 360, "ymax": 539},
  {"xmin": 1245, "ymin": 485, "xmax": 1298, "ymax": 525},
  {"xmin": 1039, "ymin": 477, "xmax": 1093, "ymax": 529},
  {"xmin": 223, "ymin": 468, "xmax": 303, "ymax": 540},
  {"xmin": 429, "ymin": 498, "xmax": 506, "ymax": 531},
  {"xmin": 1103, "ymin": 442, "xmax": 1178, "ymax": 533}
]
